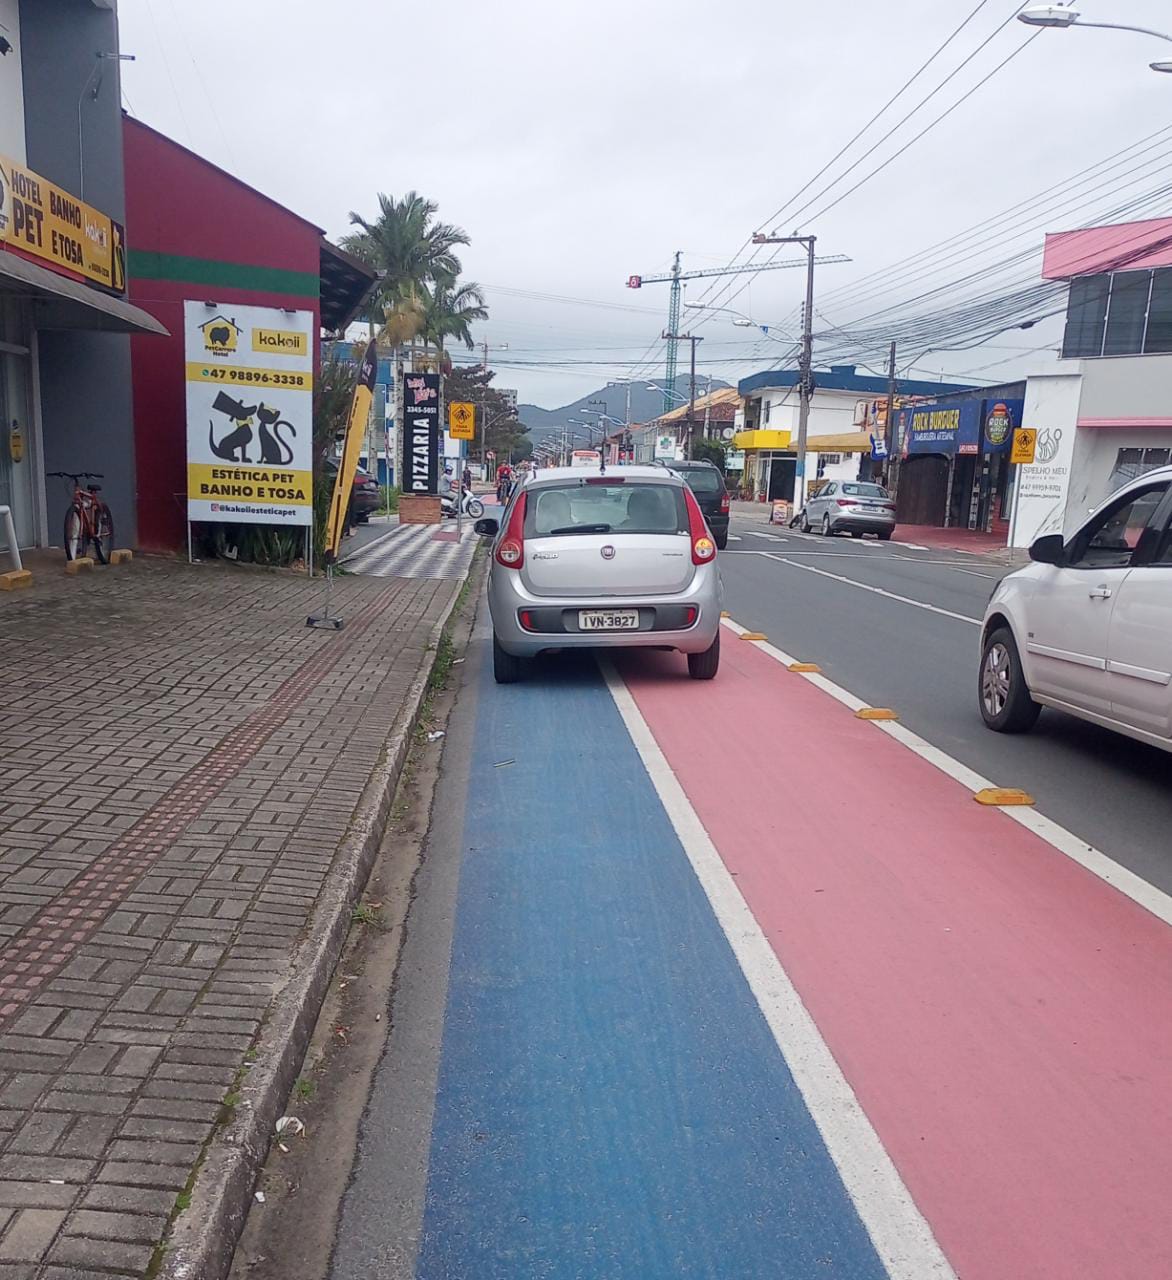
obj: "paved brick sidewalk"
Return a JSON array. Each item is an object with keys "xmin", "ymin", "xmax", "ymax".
[{"xmin": 0, "ymin": 557, "xmax": 457, "ymax": 1278}]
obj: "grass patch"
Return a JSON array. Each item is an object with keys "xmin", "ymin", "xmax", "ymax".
[
  {"xmin": 174, "ymin": 1191, "xmax": 192, "ymax": 1213},
  {"xmin": 428, "ymin": 631, "xmax": 456, "ymax": 693},
  {"xmin": 294, "ymin": 1076, "xmax": 316, "ymax": 1101},
  {"xmin": 351, "ymin": 901, "xmax": 383, "ymax": 928},
  {"xmin": 380, "ymin": 485, "xmax": 401, "ymax": 514}
]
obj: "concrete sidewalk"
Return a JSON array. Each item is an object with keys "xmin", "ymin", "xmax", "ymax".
[{"xmin": 0, "ymin": 556, "xmax": 460, "ymax": 1278}]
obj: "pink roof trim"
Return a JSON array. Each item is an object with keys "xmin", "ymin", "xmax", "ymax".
[{"xmin": 1042, "ymin": 218, "xmax": 1172, "ymax": 280}]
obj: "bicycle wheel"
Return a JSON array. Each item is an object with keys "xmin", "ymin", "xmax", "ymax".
[
  {"xmin": 63, "ymin": 504, "xmax": 86, "ymax": 560},
  {"xmin": 92, "ymin": 504, "xmax": 114, "ymax": 564}
]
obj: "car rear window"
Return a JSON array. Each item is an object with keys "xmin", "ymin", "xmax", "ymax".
[
  {"xmin": 677, "ymin": 467, "xmax": 724, "ymax": 495},
  {"xmin": 527, "ymin": 482, "xmax": 686, "ymax": 536},
  {"xmin": 841, "ymin": 483, "xmax": 889, "ymax": 498}
]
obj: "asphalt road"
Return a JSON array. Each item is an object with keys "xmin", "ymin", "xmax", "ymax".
[{"xmin": 721, "ymin": 513, "xmax": 1172, "ymax": 898}]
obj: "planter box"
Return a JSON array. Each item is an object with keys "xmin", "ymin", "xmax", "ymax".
[{"xmin": 398, "ymin": 495, "xmax": 442, "ymax": 526}]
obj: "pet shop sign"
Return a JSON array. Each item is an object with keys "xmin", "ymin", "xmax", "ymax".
[{"xmin": 184, "ymin": 302, "xmax": 313, "ymax": 526}]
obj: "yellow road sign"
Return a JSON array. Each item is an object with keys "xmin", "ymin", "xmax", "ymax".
[
  {"xmin": 1010, "ymin": 428, "xmax": 1037, "ymax": 465},
  {"xmin": 449, "ymin": 402, "xmax": 475, "ymax": 440}
]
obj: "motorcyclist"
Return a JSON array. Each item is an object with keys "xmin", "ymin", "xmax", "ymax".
[{"xmin": 496, "ymin": 463, "xmax": 513, "ymax": 505}]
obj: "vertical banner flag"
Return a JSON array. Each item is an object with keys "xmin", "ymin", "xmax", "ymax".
[
  {"xmin": 323, "ymin": 341, "xmax": 378, "ymax": 564},
  {"xmin": 184, "ymin": 302, "xmax": 314, "ymax": 526},
  {"xmin": 402, "ymin": 372, "xmax": 441, "ymax": 495}
]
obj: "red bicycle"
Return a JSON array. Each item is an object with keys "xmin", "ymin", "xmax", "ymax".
[{"xmin": 48, "ymin": 471, "xmax": 114, "ymax": 563}]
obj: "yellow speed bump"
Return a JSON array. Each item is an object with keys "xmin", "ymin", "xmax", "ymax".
[
  {"xmin": 973, "ymin": 787, "xmax": 1035, "ymax": 807},
  {"xmin": 855, "ymin": 707, "xmax": 899, "ymax": 721},
  {"xmin": 109, "ymin": 548, "xmax": 134, "ymax": 564},
  {"xmin": 787, "ymin": 662, "xmax": 821, "ymax": 673},
  {"xmin": 0, "ymin": 569, "xmax": 33, "ymax": 590},
  {"xmin": 64, "ymin": 556, "xmax": 94, "ymax": 575},
  {"xmin": 739, "ymin": 631, "xmax": 768, "ymax": 641}
]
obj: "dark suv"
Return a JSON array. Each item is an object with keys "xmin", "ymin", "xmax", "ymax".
[{"xmin": 660, "ymin": 460, "xmax": 730, "ymax": 548}]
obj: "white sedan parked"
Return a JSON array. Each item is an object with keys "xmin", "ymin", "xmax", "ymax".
[{"xmin": 980, "ymin": 465, "xmax": 1172, "ymax": 754}]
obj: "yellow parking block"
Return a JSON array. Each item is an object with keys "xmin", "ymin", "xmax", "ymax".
[
  {"xmin": 739, "ymin": 631, "xmax": 768, "ymax": 641},
  {"xmin": 787, "ymin": 662, "xmax": 821, "ymax": 673},
  {"xmin": 720, "ymin": 610, "xmax": 730, "ymax": 618},
  {"xmin": 109, "ymin": 548, "xmax": 134, "ymax": 564},
  {"xmin": 973, "ymin": 787, "xmax": 1035, "ymax": 807},
  {"xmin": 64, "ymin": 556, "xmax": 94, "ymax": 575},
  {"xmin": 0, "ymin": 569, "xmax": 33, "ymax": 590},
  {"xmin": 856, "ymin": 707, "xmax": 899, "ymax": 721}
]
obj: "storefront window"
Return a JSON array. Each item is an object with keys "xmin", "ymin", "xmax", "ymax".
[
  {"xmin": 1109, "ymin": 447, "xmax": 1172, "ymax": 490},
  {"xmin": 0, "ymin": 299, "xmax": 35, "ymax": 550}
]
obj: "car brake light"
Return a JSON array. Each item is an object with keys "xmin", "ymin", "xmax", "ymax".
[
  {"xmin": 684, "ymin": 605, "xmax": 698, "ymax": 625},
  {"xmin": 519, "ymin": 610, "xmax": 535, "ymax": 631},
  {"xmin": 584, "ymin": 476, "xmax": 623, "ymax": 484},
  {"xmin": 836, "ymin": 499, "xmax": 854, "ymax": 507},
  {"xmin": 495, "ymin": 493, "xmax": 526, "ymax": 569},
  {"xmin": 720, "ymin": 493, "xmax": 730, "ymax": 514},
  {"xmin": 682, "ymin": 485, "xmax": 716, "ymax": 564}
]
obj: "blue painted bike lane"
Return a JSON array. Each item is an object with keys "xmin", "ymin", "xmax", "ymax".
[{"xmin": 413, "ymin": 650, "xmax": 889, "ymax": 1280}]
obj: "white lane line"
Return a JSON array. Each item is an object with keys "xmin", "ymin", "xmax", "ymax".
[
  {"xmin": 954, "ymin": 567, "xmax": 997, "ymax": 579},
  {"xmin": 763, "ymin": 553, "xmax": 981, "ymax": 626},
  {"xmin": 744, "ymin": 530, "xmax": 780, "ymax": 539},
  {"xmin": 720, "ymin": 618, "xmax": 1172, "ymax": 929},
  {"xmin": 601, "ymin": 661, "xmax": 957, "ymax": 1280},
  {"xmin": 893, "ymin": 542, "xmax": 931, "ymax": 551},
  {"xmin": 727, "ymin": 535, "xmax": 742, "ymax": 542}
]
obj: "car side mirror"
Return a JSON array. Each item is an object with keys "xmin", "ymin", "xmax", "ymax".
[
  {"xmin": 1028, "ymin": 533, "xmax": 1065, "ymax": 565},
  {"xmin": 473, "ymin": 517, "xmax": 499, "ymax": 537}
]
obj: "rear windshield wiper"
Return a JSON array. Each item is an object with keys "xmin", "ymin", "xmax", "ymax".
[{"xmin": 548, "ymin": 523, "xmax": 611, "ymax": 535}]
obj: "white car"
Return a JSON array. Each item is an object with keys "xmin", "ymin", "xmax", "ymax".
[{"xmin": 979, "ymin": 466, "xmax": 1172, "ymax": 753}]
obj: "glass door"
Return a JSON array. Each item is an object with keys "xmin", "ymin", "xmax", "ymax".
[{"xmin": 0, "ymin": 300, "xmax": 36, "ymax": 550}]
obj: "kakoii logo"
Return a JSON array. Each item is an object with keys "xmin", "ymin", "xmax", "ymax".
[
  {"xmin": 252, "ymin": 327, "xmax": 307, "ymax": 356},
  {"xmin": 199, "ymin": 315, "xmax": 241, "ymax": 356}
]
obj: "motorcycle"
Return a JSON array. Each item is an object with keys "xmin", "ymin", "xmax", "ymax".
[{"xmin": 441, "ymin": 484, "xmax": 484, "ymax": 520}]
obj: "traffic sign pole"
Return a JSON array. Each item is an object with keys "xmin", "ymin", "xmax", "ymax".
[{"xmin": 1007, "ymin": 429, "xmax": 1037, "ymax": 559}]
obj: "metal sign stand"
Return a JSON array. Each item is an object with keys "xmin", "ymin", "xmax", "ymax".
[{"xmin": 306, "ymin": 560, "xmax": 343, "ymax": 630}]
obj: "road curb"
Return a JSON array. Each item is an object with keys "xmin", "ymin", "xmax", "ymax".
[{"xmin": 160, "ymin": 571, "xmax": 472, "ymax": 1280}]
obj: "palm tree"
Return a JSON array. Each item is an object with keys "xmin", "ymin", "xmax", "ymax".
[
  {"xmin": 340, "ymin": 192, "xmax": 470, "ymax": 340},
  {"xmin": 420, "ymin": 273, "xmax": 489, "ymax": 354}
]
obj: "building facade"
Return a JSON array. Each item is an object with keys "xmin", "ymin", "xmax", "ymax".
[
  {"xmin": 1012, "ymin": 217, "xmax": 1172, "ymax": 547},
  {"xmin": 0, "ymin": 0, "xmax": 164, "ymax": 556}
]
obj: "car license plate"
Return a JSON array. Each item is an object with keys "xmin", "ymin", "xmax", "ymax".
[{"xmin": 579, "ymin": 610, "xmax": 639, "ymax": 632}]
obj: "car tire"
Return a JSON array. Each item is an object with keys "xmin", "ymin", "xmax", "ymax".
[
  {"xmin": 821, "ymin": 513, "xmax": 832, "ymax": 537},
  {"xmin": 493, "ymin": 634, "xmax": 524, "ymax": 684},
  {"xmin": 979, "ymin": 626, "xmax": 1040, "ymax": 733},
  {"xmin": 714, "ymin": 530, "xmax": 728, "ymax": 550},
  {"xmin": 800, "ymin": 511, "xmax": 811, "ymax": 532},
  {"xmin": 878, "ymin": 531, "xmax": 893, "ymax": 541},
  {"xmin": 687, "ymin": 631, "xmax": 720, "ymax": 680}
]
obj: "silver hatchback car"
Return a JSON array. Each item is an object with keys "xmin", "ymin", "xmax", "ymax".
[
  {"xmin": 476, "ymin": 465, "xmax": 723, "ymax": 683},
  {"xmin": 802, "ymin": 480, "xmax": 896, "ymax": 539}
]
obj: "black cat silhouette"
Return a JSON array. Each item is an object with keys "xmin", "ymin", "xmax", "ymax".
[{"xmin": 255, "ymin": 404, "xmax": 296, "ymax": 466}]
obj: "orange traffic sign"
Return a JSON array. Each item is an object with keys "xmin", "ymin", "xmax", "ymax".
[
  {"xmin": 449, "ymin": 402, "xmax": 475, "ymax": 440},
  {"xmin": 1010, "ymin": 428, "xmax": 1037, "ymax": 465}
]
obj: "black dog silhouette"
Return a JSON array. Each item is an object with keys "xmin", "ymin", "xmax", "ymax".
[
  {"xmin": 255, "ymin": 404, "xmax": 296, "ymax": 466},
  {"xmin": 209, "ymin": 325, "xmax": 231, "ymax": 347},
  {"xmin": 209, "ymin": 391, "xmax": 257, "ymax": 463}
]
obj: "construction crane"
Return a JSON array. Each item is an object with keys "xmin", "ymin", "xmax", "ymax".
[{"xmin": 627, "ymin": 251, "xmax": 851, "ymax": 414}]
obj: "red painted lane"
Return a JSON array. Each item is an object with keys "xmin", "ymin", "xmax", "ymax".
[{"xmin": 619, "ymin": 639, "xmax": 1172, "ymax": 1280}]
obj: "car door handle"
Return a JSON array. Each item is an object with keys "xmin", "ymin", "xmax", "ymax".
[{"xmin": 1088, "ymin": 586, "xmax": 1113, "ymax": 599}]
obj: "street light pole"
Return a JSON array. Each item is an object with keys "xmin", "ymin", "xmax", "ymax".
[
  {"xmin": 752, "ymin": 233, "xmax": 816, "ymax": 511},
  {"xmin": 1017, "ymin": 6, "xmax": 1172, "ymax": 70},
  {"xmin": 661, "ymin": 331, "xmax": 703, "ymax": 459}
]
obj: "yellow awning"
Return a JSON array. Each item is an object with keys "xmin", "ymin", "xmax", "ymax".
[
  {"xmin": 801, "ymin": 431, "xmax": 874, "ymax": 453},
  {"xmin": 732, "ymin": 429, "xmax": 792, "ymax": 451}
]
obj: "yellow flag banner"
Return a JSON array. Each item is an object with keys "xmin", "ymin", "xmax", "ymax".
[{"xmin": 323, "ymin": 341, "xmax": 377, "ymax": 564}]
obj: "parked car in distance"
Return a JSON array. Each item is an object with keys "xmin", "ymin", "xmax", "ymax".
[
  {"xmin": 475, "ymin": 465, "xmax": 723, "ymax": 683},
  {"xmin": 979, "ymin": 466, "xmax": 1172, "ymax": 754},
  {"xmin": 323, "ymin": 459, "xmax": 381, "ymax": 523},
  {"xmin": 658, "ymin": 459, "xmax": 730, "ymax": 548},
  {"xmin": 802, "ymin": 481, "xmax": 895, "ymax": 539}
]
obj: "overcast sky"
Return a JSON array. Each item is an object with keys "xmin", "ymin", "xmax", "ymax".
[{"xmin": 118, "ymin": 0, "xmax": 1172, "ymax": 409}]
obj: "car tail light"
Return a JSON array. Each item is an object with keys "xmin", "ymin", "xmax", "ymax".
[
  {"xmin": 585, "ymin": 476, "xmax": 623, "ymax": 484},
  {"xmin": 519, "ymin": 609, "xmax": 535, "ymax": 631},
  {"xmin": 684, "ymin": 605, "xmax": 698, "ymax": 625},
  {"xmin": 836, "ymin": 499, "xmax": 854, "ymax": 507},
  {"xmin": 495, "ymin": 493, "xmax": 526, "ymax": 569},
  {"xmin": 719, "ymin": 493, "xmax": 730, "ymax": 514},
  {"xmin": 682, "ymin": 486, "xmax": 716, "ymax": 564}
]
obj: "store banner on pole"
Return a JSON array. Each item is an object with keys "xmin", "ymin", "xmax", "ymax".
[
  {"xmin": 402, "ymin": 372, "xmax": 440, "ymax": 495},
  {"xmin": 184, "ymin": 302, "xmax": 314, "ymax": 526},
  {"xmin": 323, "ymin": 340, "xmax": 378, "ymax": 563}
]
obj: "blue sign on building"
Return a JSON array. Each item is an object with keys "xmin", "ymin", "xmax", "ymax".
[{"xmin": 900, "ymin": 397, "xmax": 1024, "ymax": 457}]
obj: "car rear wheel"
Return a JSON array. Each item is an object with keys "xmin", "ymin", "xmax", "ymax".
[
  {"xmin": 821, "ymin": 513, "xmax": 832, "ymax": 536},
  {"xmin": 877, "ymin": 530, "xmax": 892, "ymax": 541},
  {"xmin": 493, "ymin": 634, "xmax": 524, "ymax": 684},
  {"xmin": 714, "ymin": 530, "xmax": 728, "ymax": 550},
  {"xmin": 979, "ymin": 627, "xmax": 1040, "ymax": 733},
  {"xmin": 687, "ymin": 631, "xmax": 720, "ymax": 680},
  {"xmin": 800, "ymin": 511, "xmax": 811, "ymax": 533}
]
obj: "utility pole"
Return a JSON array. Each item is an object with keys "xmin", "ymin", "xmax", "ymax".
[
  {"xmin": 884, "ymin": 341, "xmax": 898, "ymax": 493},
  {"xmin": 752, "ymin": 233, "xmax": 819, "ymax": 513},
  {"xmin": 662, "ymin": 330, "xmax": 703, "ymax": 459},
  {"xmin": 478, "ymin": 339, "xmax": 508, "ymax": 477}
]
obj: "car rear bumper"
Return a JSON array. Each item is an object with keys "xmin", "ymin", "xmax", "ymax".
[
  {"xmin": 488, "ymin": 564, "xmax": 722, "ymax": 656},
  {"xmin": 831, "ymin": 513, "xmax": 895, "ymax": 533}
]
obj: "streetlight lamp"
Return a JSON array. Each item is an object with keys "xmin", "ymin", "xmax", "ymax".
[
  {"xmin": 683, "ymin": 300, "xmax": 793, "ymax": 340},
  {"xmin": 1018, "ymin": 6, "xmax": 1172, "ymax": 70}
]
